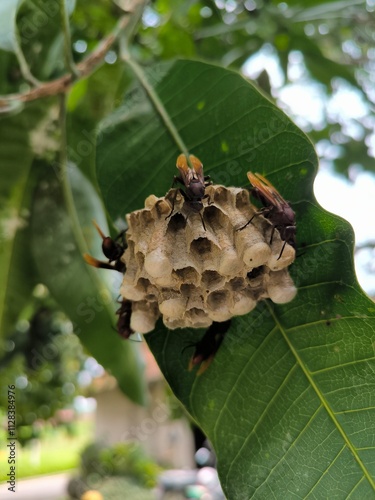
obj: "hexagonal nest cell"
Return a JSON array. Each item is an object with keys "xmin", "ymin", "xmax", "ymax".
[{"xmin": 119, "ymin": 184, "xmax": 297, "ymax": 334}]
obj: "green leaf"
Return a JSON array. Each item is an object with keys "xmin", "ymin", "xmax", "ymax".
[
  {"xmin": 30, "ymin": 162, "xmax": 147, "ymax": 405},
  {"xmin": 289, "ymin": 0, "xmax": 366, "ymax": 21},
  {"xmin": 66, "ymin": 61, "xmax": 132, "ymax": 184},
  {"xmin": 0, "ymin": 105, "xmax": 40, "ymax": 339},
  {"xmin": 0, "ymin": 0, "xmax": 24, "ymax": 52},
  {"xmin": 96, "ymin": 60, "xmax": 375, "ymax": 497}
]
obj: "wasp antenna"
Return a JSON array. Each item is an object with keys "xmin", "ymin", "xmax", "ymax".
[{"xmin": 92, "ymin": 219, "xmax": 106, "ymax": 240}]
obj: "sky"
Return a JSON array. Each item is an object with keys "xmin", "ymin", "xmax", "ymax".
[{"xmin": 314, "ymin": 169, "xmax": 375, "ymax": 295}]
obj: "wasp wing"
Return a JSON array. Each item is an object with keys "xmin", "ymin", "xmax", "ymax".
[
  {"xmin": 176, "ymin": 153, "xmax": 194, "ymax": 185},
  {"xmin": 189, "ymin": 154, "xmax": 205, "ymax": 183},
  {"xmin": 247, "ymin": 172, "xmax": 287, "ymax": 209}
]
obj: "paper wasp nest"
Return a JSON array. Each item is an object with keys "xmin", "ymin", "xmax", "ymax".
[{"xmin": 119, "ymin": 185, "xmax": 296, "ymax": 333}]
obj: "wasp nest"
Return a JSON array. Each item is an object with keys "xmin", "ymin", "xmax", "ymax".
[{"xmin": 119, "ymin": 185, "xmax": 296, "ymax": 333}]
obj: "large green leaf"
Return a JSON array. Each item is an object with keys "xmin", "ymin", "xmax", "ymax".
[
  {"xmin": 96, "ymin": 60, "xmax": 375, "ymax": 497},
  {"xmin": 0, "ymin": 105, "xmax": 41, "ymax": 340},
  {"xmin": 31, "ymin": 162, "xmax": 147, "ymax": 405}
]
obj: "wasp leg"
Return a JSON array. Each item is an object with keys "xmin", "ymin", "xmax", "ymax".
[
  {"xmin": 238, "ymin": 212, "xmax": 258, "ymax": 231},
  {"xmin": 115, "ymin": 229, "xmax": 127, "ymax": 246},
  {"xmin": 198, "ymin": 212, "xmax": 207, "ymax": 231},
  {"xmin": 238, "ymin": 202, "xmax": 272, "ymax": 231},
  {"xmin": 269, "ymin": 225, "xmax": 276, "ymax": 245},
  {"xmin": 187, "ymin": 320, "xmax": 231, "ymax": 375},
  {"xmin": 271, "ymin": 226, "xmax": 291, "ymax": 260},
  {"xmin": 277, "ymin": 240, "xmax": 287, "ymax": 260},
  {"xmin": 204, "ymin": 175, "xmax": 212, "ymax": 186},
  {"xmin": 202, "ymin": 193, "xmax": 213, "ymax": 207}
]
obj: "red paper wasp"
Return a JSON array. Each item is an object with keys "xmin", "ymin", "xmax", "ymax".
[
  {"xmin": 166, "ymin": 154, "xmax": 212, "ymax": 230},
  {"xmin": 84, "ymin": 222, "xmax": 134, "ymax": 339},
  {"xmin": 116, "ymin": 298, "xmax": 134, "ymax": 339},
  {"xmin": 186, "ymin": 320, "xmax": 231, "ymax": 375},
  {"xmin": 83, "ymin": 220, "xmax": 126, "ymax": 273},
  {"xmin": 240, "ymin": 172, "xmax": 296, "ymax": 259}
]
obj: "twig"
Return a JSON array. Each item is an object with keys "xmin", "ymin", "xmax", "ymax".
[
  {"xmin": 122, "ymin": 52, "xmax": 190, "ymax": 160},
  {"xmin": 13, "ymin": 41, "xmax": 40, "ymax": 87},
  {"xmin": 0, "ymin": 13, "xmax": 131, "ymax": 108}
]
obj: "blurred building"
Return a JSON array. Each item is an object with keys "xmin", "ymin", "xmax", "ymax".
[{"xmin": 92, "ymin": 344, "xmax": 195, "ymax": 469}]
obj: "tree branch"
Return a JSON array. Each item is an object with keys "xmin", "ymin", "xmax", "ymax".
[{"xmin": 0, "ymin": 11, "xmax": 137, "ymax": 109}]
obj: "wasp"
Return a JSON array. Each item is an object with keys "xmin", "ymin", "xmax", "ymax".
[
  {"xmin": 186, "ymin": 320, "xmax": 231, "ymax": 375},
  {"xmin": 166, "ymin": 154, "xmax": 212, "ymax": 230},
  {"xmin": 83, "ymin": 220, "xmax": 126, "ymax": 273},
  {"xmin": 240, "ymin": 172, "xmax": 296, "ymax": 259},
  {"xmin": 84, "ymin": 222, "xmax": 134, "ymax": 338},
  {"xmin": 116, "ymin": 299, "xmax": 134, "ymax": 339}
]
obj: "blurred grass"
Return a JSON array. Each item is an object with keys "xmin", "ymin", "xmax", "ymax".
[{"xmin": 0, "ymin": 419, "xmax": 94, "ymax": 482}]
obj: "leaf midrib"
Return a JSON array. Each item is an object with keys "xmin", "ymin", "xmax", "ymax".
[{"xmin": 269, "ymin": 302, "xmax": 375, "ymax": 490}]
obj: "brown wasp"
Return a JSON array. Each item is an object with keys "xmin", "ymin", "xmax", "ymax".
[
  {"xmin": 186, "ymin": 319, "xmax": 231, "ymax": 375},
  {"xmin": 84, "ymin": 223, "xmax": 134, "ymax": 338},
  {"xmin": 166, "ymin": 154, "xmax": 212, "ymax": 230},
  {"xmin": 240, "ymin": 172, "xmax": 296, "ymax": 259},
  {"xmin": 116, "ymin": 298, "xmax": 134, "ymax": 339},
  {"xmin": 83, "ymin": 220, "xmax": 126, "ymax": 273}
]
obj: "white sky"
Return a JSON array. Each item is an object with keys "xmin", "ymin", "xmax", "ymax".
[{"xmin": 315, "ymin": 169, "xmax": 375, "ymax": 295}]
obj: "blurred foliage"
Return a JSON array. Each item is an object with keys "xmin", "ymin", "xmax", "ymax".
[
  {"xmin": 0, "ymin": 298, "xmax": 86, "ymax": 445},
  {"xmin": 79, "ymin": 441, "xmax": 161, "ymax": 489},
  {"xmin": 68, "ymin": 475, "xmax": 155, "ymax": 500},
  {"xmin": 2, "ymin": 0, "xmax": 373, "ymax": 177},
  {"xmin": 136, "ymin": 0, "xmax": 374, "ymax": 177}
]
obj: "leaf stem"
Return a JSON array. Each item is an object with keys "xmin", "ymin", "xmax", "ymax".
[
  {"xmin": 13, "ymin": 40, "xmax": 40, "ymax": 87},
  {"xmin": 122, "ymin": 54, "xmax": 190, "ymax": 159},
  {"xmin": 119, "ymin": 4, "xmax": 191, "ymax": 160},
  {"xmin": 58, "ymin": 95, "xmax": 89, "ymax": 254},
  {"xmin": 59, "ymin": 0, "xmax": 79, "ymax": 78}
]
